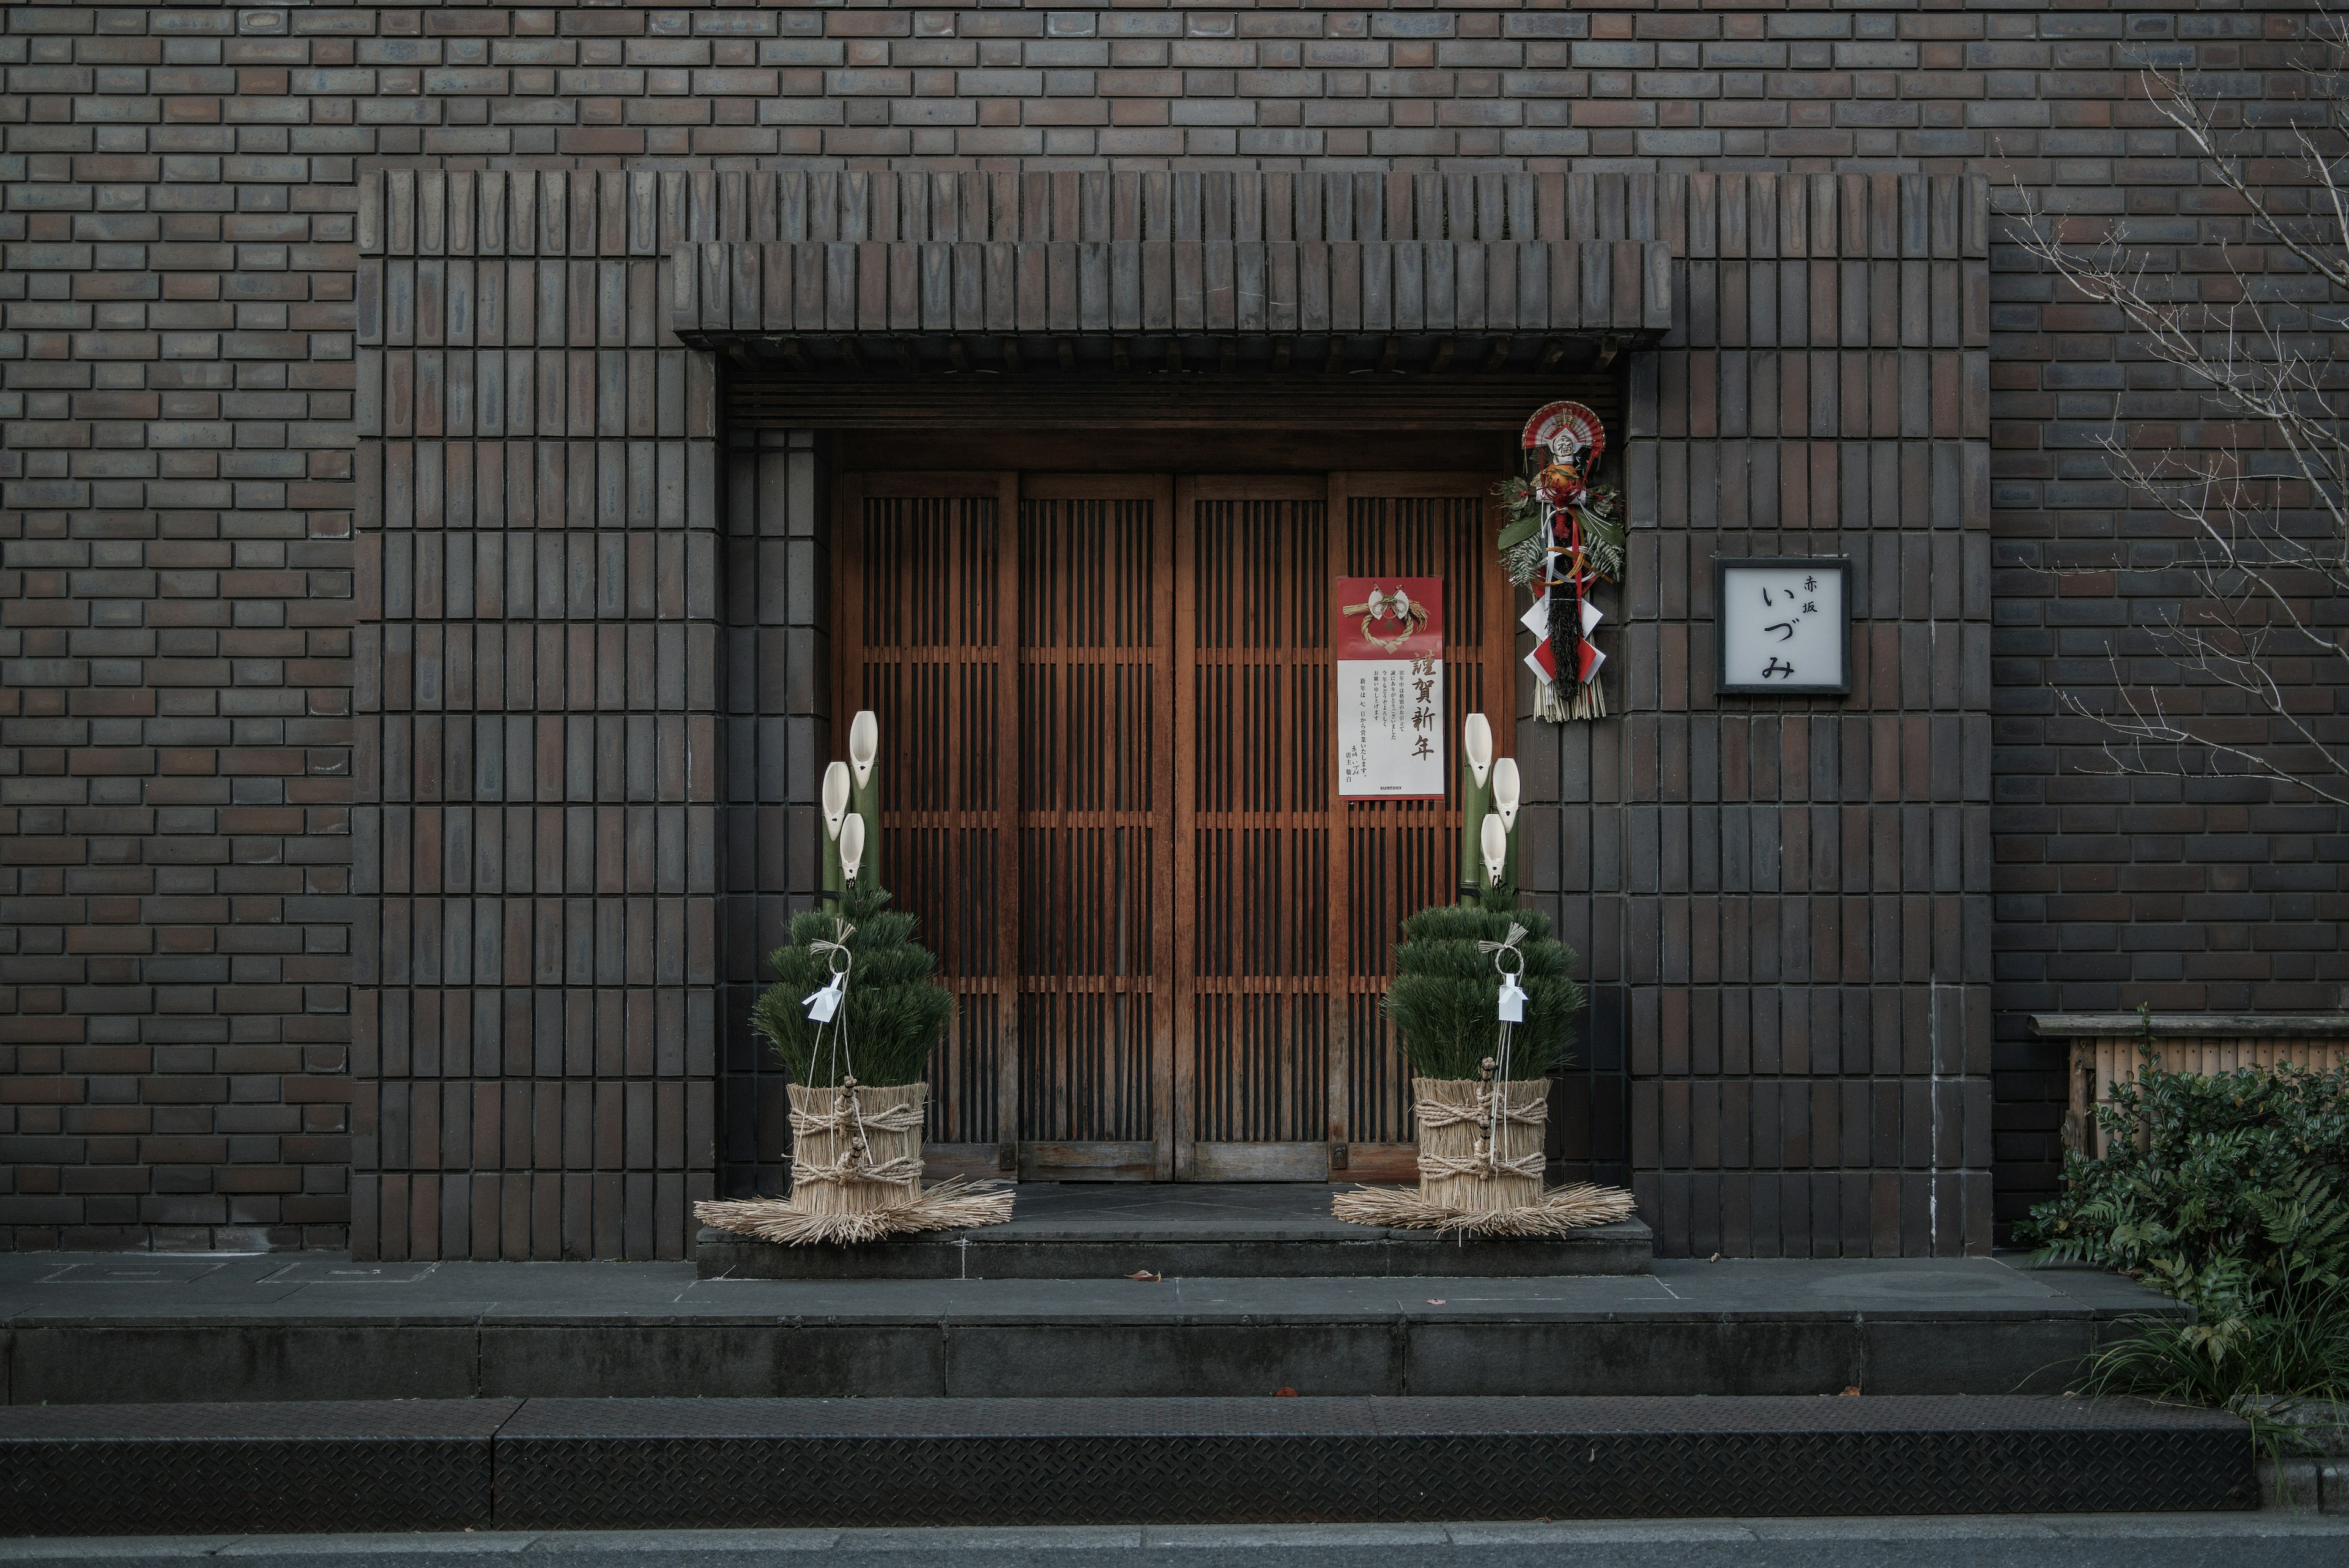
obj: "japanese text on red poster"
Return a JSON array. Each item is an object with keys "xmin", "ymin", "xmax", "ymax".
[{"xmin": 1335, "ymin": 576, "xmax": 1444, "ymax": 799}]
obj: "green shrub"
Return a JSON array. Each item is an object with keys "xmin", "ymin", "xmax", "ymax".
[
  {"xmin": 2073, "ymin": 1169, "xmax": 2349, "ymax": 1408},
  {"xmin": 1381, "ymin": 886, "xmax": 1585, "ymax": 1082},
  {"xmin": 2019, "ymin": 1057, "xmax": 2349, "ymax": 1310},
  {"xmin": 2021, "ymin": 1042, "xmax": 2349, "ymax": 1405},
  {"xmin": 750, "ymin": 880, "xmax": 955, "ymax": 1089}
]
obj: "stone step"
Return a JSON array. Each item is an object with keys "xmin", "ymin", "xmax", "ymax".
[
  {"xmin": 696, "ymin": 1184, "xmax": 1652, "ymax": 1280},
  {"xmin": 2, "ymin": 1254, "xmax": 2180, "ymax": 1405},
  {"xmin": 0, "ymin": 1395, "xmax": 2255, "ymax": 1536}
]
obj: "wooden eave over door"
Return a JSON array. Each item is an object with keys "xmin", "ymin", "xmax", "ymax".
[
  {"xmin": 672, "ymin": 237, "xmax": 1669, "ymax": 383},
  {"xmin": 837, "ymin": 463, "xmax": 1515, "ymax": 1183}
]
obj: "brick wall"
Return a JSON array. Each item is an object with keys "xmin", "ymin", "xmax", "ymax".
[
  {"xmin": 0, "ymin": 1, "xmax": 2340, "ymax": 1254},
  {"xmin": 351, "ymin": 168, "xmax": 725, "ymax": 1260},
  {"xmin": 1554, "ymin": 169, "xmax": 1995, "ymax": 1256},
  {"xmin": 716, "ymin": 428, "xmax": 826, "ymax": 1203}
]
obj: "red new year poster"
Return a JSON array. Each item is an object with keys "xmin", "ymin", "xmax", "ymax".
[{"xmin": 1335, "ymin": 576, "xmax": 1444, "ymax": 799}]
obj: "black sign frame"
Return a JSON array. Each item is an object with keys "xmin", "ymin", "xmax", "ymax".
[{"xmin": 1713, "ymin": 555, "xmax": 1854, "ymax": 696}]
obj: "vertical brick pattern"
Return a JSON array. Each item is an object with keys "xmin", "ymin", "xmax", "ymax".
[
  {"xmin": 717, "ymin": 428, "xmax": 826, "ymax": 1200},
  {"xmin": 1530, "ymin": 173, "xmax": 1995, "ymax": 1257},
  {"xmin": 351, "ymin": 169, "xmax": 721, "ymax": 1260}
]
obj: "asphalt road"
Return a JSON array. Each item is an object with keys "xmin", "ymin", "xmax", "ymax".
[{"xmin": 6, "ymin": 1518, "xmax": 2348, "ymax": 1568}]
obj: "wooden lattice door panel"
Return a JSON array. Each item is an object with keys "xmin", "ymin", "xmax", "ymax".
[
  {"xmin": 1332, "ymin": 475, "xmax": 1520, "ymax": 1181},
  {"xmin": 1170, "ymin": 473, "xmax": 1512, "ymax": 1182},
  {"xmin": 836, "ymin": 470, "xmax": 1019, "ymax": 1173},
  {"xmin": 1015, "ymin": 475, "xmax": 1176, "ymax": 1180},
  {"xmin": 1176, "ymin": 477, "xmax": 1335, "ymax": 1180},
  {"xmin": 837, "ymin": 464, "xmax": 1508, "ymax": 1184}
]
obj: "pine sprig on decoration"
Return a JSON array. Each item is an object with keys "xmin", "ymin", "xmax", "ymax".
[
  {"xmin": 751, "ymin": 880, "xmax": 955, "ymax": 1088},
  {"xmin": 1382, "ymin": 888, "xmax": 1586, "ymax": 1082},
  {"xmin": 1575, "ymin": 486, "xmax": 1626, "ymax": 580},
  {"xmin": 1494, "ymin": 477, "xmax": 1625, "ymax": 587}
]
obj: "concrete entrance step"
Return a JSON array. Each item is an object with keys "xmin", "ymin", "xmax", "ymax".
[
  {"xmin": 697, "ymin": 1183, "xmax": 1652, "ymax": 1279},
  {"xmin": 0, "ymin": 1395, "xmax": 2254, "ymax": 1536},
  {"xmin": 3, "ymin": 1250, "xmax": 2181, "ymax": 1404}
]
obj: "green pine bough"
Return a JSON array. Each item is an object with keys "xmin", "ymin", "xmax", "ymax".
[
  {"xmin": 749, "ymin": 879, "xmax": 954, "ymax": 1089},
  {"xmin": 1381, "ymin": 887, "xmax": 1586, "ymax": 1083},
  {"xmin": 1496, "ymin": 475, "xmax": 1625, "ymax": 587}
]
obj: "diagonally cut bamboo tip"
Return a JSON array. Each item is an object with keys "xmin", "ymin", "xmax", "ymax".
[
  {"xmin": 1480, "ymin": 813, "xmax": 1508, "ymax": 883},
  {"xmin": 1491, "ymin": 756, "xmax": 1521, "ymax": 828},
  {"xmin": 849, "ymin": 710, "xmax": 879, "ymax": 786},
  {"xmin": 839, "ymin": 813, "xmax": 866, "ymax": 880},
  {"xmin": 822, "ymin": 760, "xmax": 852, "ymax": 837}
]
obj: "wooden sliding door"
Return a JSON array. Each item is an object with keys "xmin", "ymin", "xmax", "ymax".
[
  {"xmin": 1014, "ymin": 475, "xmax": 1176, "ymax": 1180},
  {"xmin": 837, "ymin": 466, "xmax": 1511, "ymax": 1182}
]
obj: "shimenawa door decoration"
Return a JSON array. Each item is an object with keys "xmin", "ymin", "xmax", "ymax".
[
  {"xmin": 1499, "ymin": 401, "xmax": 1619, "ymax": 722},
  {"xmin": 837, "ymin": 468, "xmax": 1513, "ymax": 1182}
]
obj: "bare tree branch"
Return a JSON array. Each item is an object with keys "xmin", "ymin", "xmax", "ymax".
[{"xmin": 2003, "ymin": 39, "xmax": 2349, "ymax": 807}]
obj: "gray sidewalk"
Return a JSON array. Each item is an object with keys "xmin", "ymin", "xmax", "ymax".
[{"xmin": 5, "ymin": 1517, "xmax": 2348, "ymax": 1568}]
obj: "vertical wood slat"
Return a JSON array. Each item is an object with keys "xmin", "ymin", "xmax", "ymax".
[
  {"xmin": 994, "ymin": 471, "xmax": 1023, "ymax": 1165},
  {"xmin": 1016, "ymin": 473, "xmax": 1164, "ymax": 1166},
  {"xmin": 1171, "ymin": 476, "xmax": 1201, "ymax": 1178},
  {"xmin": 1151, "ymin": 477, "xmax": 1179, "ymax": 1180},
  {"xmin": 1326, "ymin": 472, "xmax": 1353, "ymax": 1164}
]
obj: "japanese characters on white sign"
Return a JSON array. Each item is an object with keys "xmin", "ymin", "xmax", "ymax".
[
  {"xmin": 1716, "ymin": 558, "xmax": 1851, "ymax": 694},
  {"xmin": 1335, "ymin": 576, "xmax": 1444, "ymax": 798}
]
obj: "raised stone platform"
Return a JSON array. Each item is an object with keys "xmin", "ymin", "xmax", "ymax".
[
  {"xmin": 698, "ymin": 1183, "xmax": 1654, "ymax": 1279},
  {"xmin": 0, "ymin": 1250, "xmax": 2180, "ymax": 1405},
  {"xmin": 0, "ymin": 1395, "xmax": 2255, "ymax": 1536}
]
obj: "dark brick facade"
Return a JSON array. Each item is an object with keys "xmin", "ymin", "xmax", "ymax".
[{"xmin": 0, "ymin": 2, "xmax": 2341, "ymax": 1256}]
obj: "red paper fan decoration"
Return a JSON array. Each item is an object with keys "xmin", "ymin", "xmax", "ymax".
[{"xmin": 1520, "ymin": 400, "xmax": 1607, "ymax": 477}]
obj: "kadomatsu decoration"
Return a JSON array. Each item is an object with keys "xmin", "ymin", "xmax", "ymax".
[
  {"xmin": 696, "ymin": 712, "xmax": 1013, "ymax": 1247},
  {"xmin": 1502, "ymin": 401, "xmax": 1622, "ymax": 723},
  {"xmin": 1335, "ymin": 714, "xmax": 1638, "ymax": 1237}
]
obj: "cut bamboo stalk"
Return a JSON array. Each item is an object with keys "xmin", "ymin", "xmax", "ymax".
[
  {"xmin": 1491, "ymin": 756, "xmax": 1521, "ymax": 898},
  {"xmin": 820, "ymin": 760, "xmax": 851, "ymax": 898},
  {"xmin": 1459, "ymin": 713, "xmax": 1493, "ymax": 901},
  {"xmin": 839, "ymin": 813, "xmax": 867, "ymax": 885},
  {"xmin": 848, "ymin": 709, "xmax": 880, "ymax": 888}
]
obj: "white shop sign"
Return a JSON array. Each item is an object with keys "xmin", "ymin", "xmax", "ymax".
[
  {"xmin": 1335, "ymin": 575, "xmax": 1444, "ymax": 799},
  {"xmin": 1715, "ymin": 557, "xmax": 1852, "ymax": 696}
]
